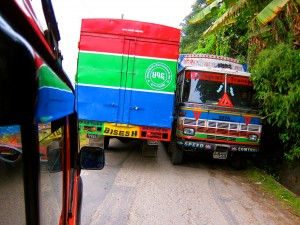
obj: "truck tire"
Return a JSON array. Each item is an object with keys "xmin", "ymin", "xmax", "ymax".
[
  {"xmin": 229, "ymin": 153, "xmax": 247, "ymax": 170},
  {"xmin": 169, "ymin": 138, "xmax": 183, "ymax": 165},
  {"xmin": 104, "ymin": 136, "xmax": 110, "ymax": 149},
  {"xmin": 141, "ymin": 140, "xmax": 158, "ymax": 157}
]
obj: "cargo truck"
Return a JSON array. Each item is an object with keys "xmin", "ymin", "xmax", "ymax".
[
  {"xmin": 75, "ymin": 18, "xmax": 180, "ymax": 156},
  {"xmin": 168, "ymin": 54, "xmax": 263, "ymax": 169}
]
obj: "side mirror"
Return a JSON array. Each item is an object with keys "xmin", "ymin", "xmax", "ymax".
[
  {"xmin": 0, "ymin": 144, "xmax": 22, "ymax": 164},
  {"xmin": 80, "ymin": 146, "xmax": 105, "ymax": 170}
]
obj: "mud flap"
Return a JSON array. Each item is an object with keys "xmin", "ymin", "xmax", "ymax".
[{"xmin": 141, "ymin": 140, "xmax": 159, "ymax": 157}]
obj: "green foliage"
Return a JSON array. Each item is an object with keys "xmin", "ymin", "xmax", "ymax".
[
  {"xmin": 180, "ymin": 0, "xmax": 215, "ymax": 53},
  {"xmin": 251, "ymin": 43, "xmax": 300, "ymax": 160},
  {"xmin": 181, "ymin": 0, "xmax": 253, "ymax": 60},
  {"xmin": 194, "ymin": 34, "xmax": 217, "ymax": 54}
]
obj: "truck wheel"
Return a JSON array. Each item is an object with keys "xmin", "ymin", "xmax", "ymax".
[
  {"xmin": 141, "ymin": 140, "xmax": 158, "ymax": 157},
  {"xmin": 169, "ymin": 138, "xmax": 183, "ymax": 165},
  {"xmin": 104, "ymin": 136, "xmax": 110, "ymax": 149},
  {"xmin": 229, "ymin": 153, "xmax": 247, "ymax": 170}
]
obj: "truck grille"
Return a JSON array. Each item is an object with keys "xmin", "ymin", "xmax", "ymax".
[{"xmin": 183, "ymin": 118, "xmax": 261, "ymax": 140}]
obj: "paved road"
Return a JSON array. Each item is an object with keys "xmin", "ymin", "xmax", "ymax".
[{"xmin": 81, "ymin": 139, "xmax": 300, "ymax": 225}]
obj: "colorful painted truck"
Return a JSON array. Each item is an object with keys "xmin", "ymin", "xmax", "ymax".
[
  {"xmin": 168, "ymin": 54, "xmax": 263, "ymax": 169},
  {"xmin": 75, "ymin": 18, "xmax": 180, "ymax": 156}
]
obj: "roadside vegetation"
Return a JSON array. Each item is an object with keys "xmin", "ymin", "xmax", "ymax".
[{"xmin": 180, "ymin": 0, "xmax": 300, "ymax": 177}]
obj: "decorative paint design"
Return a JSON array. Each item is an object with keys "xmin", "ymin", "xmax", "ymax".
[
  {"xmin": 177, "ymin": 107, "xmax": 262, "ymax": 146},
  {"xmin": 193, "ymin": 111, "xmax": 202, "ymax": 120},
  {"xmin": 77, "ymin": 120, "xmax": 171, "ymax": 141},
  {"xmin": 145, "ymin": 62, "xmax": 172, "ymax": 90},
  {"xmin": 178, "ymin": 54, "xmax": 245, "ymax": 71}
]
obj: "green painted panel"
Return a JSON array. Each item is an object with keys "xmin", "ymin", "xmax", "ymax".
[
  {"xmin": 39, "ymin": 65, "xmax": 71, "ymax": 91},
  {"xmin": 177, "ymin": 131, "xmax": 260, "ymax": 144},
  {"xmin": 76, "ymin": 52, "xmax": 177, "ymax": 92}
]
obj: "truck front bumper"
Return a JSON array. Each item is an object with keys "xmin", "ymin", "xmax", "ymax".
[{"xmin": 177, "ymin": 139, "xmax": 259, "ymax": 153}]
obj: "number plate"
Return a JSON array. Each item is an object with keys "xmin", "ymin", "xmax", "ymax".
[
  {"xmin": 87, "ymin": 134, "xmax": 98, "ymax": 139},
  {"xmin": 147, "ymin": 140, "xmax": 159, "ymax": 145},
  {"xmin": 213, "ymin": 151, "xmax": 228, "ymax": 159}
]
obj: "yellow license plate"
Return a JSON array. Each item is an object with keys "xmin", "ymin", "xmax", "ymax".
[{"xmin": 103, "ymin": 123, "xmax": 140, "ymax": 138}]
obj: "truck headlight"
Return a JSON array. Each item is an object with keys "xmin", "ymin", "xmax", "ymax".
[
  {"xmin": 183, "ymin": 128, "xmax": 195, "ymax": 135},
  {"xmin": 248, "ymin": 134, "xmax": 258, "ymax": 142}
]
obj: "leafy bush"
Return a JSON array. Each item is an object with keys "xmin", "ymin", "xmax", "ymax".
[{"xmin": 251, "ymin": 43, "xmax": 300, "ymax": 160}]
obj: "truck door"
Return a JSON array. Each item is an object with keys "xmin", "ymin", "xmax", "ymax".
[
  {"xmin": 118, "ymin": 38, "xmax": 135, "ymax": 124},
  {"xmin": 124, "ymin": 39, "xmax": 178, "ymax": 128},
  {"xmin": 76, "ymin": 34, "xmax": 126, "ymax": 123}
]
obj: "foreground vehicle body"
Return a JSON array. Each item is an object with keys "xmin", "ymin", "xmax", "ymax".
[
  {"xmin": 75, "ymin": 18, "xmax": 180, "ymax": 156},
  {"xmin": 169, "ymin": 54, "xmax": 263, "ymax": 169},
  {"xmin": 0, "ymin": 1, "xmax": 104, "ymax": 225}
]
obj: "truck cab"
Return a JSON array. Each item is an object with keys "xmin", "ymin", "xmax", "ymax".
[{"xmin": 168, "ymin": 54, "xmax": 263, "ymax": 169}]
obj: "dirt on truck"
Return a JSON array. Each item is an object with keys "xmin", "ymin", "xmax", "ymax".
[{"xmin": 75, "ymin": 18, "xmax": 180, "ymax": 156}]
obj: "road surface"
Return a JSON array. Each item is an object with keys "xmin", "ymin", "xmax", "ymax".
[{"xmin": 80, "ymin": 139, "xmax": 300, "ymax": 225}]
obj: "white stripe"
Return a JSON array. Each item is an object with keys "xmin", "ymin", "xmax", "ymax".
[
  {"xmin": 39, "ymin": 86, "xmax": 73, "ymax": 94},
  {"xmin": 76, "ymin": 83, "xmax": 174, "ymax": 95}
]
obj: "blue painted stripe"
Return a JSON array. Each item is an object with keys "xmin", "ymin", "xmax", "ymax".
[
  {"xmin": 76, "ymin": 85, "xmax": 174, "ymax": 128},
  {"xmin": 36, "ymin": 87, "xmax": 75, "ymax": 123}
]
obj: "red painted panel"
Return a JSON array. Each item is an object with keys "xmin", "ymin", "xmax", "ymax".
[
  {"xmin": 139, "ymin": 126, "xmax": 171, "ymax": 141},
  {"xmin": 81, "ymin": 18, "xmax": 180, "ymax": 42},
  {"xmin": 79, "ymin": 18, "xmax": 180, "ymax": 59},
  {"xmin": 79, "ymin": 35, "xmax": 128, "ymax": 55}
]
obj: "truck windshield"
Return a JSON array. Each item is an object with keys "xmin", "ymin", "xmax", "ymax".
[
  {"xmin": 227, "ymin": 74, "xmax": 257, "ymax": 108},
  {"xmin": 182, "ymin": 71, "xmax": 224, "ymax": 104},
  {"xmin": 182, "ymin": 71, "xmax": 257, "ymax": 108}
]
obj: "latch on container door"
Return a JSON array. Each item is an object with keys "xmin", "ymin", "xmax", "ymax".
[
  {"xmin": 107, "ymin": 102, "xmax": 118, "ymax": 107},
  {"xmin": 131, "ymin": 106, "xmax": 144, "ymax": 110}
]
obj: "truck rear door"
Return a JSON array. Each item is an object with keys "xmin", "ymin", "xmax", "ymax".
[{"xmin": 76, "ymin": 19, "xmax": 180, "ymax": 128}]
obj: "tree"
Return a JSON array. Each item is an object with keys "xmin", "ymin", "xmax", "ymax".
[
  {"xmin": 180, "ymin": 0, "xmax": 214, "ymax": 53},
  {"xmin": 251, "ymin": 44, "xmax": 300, "ymax": 160}
]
